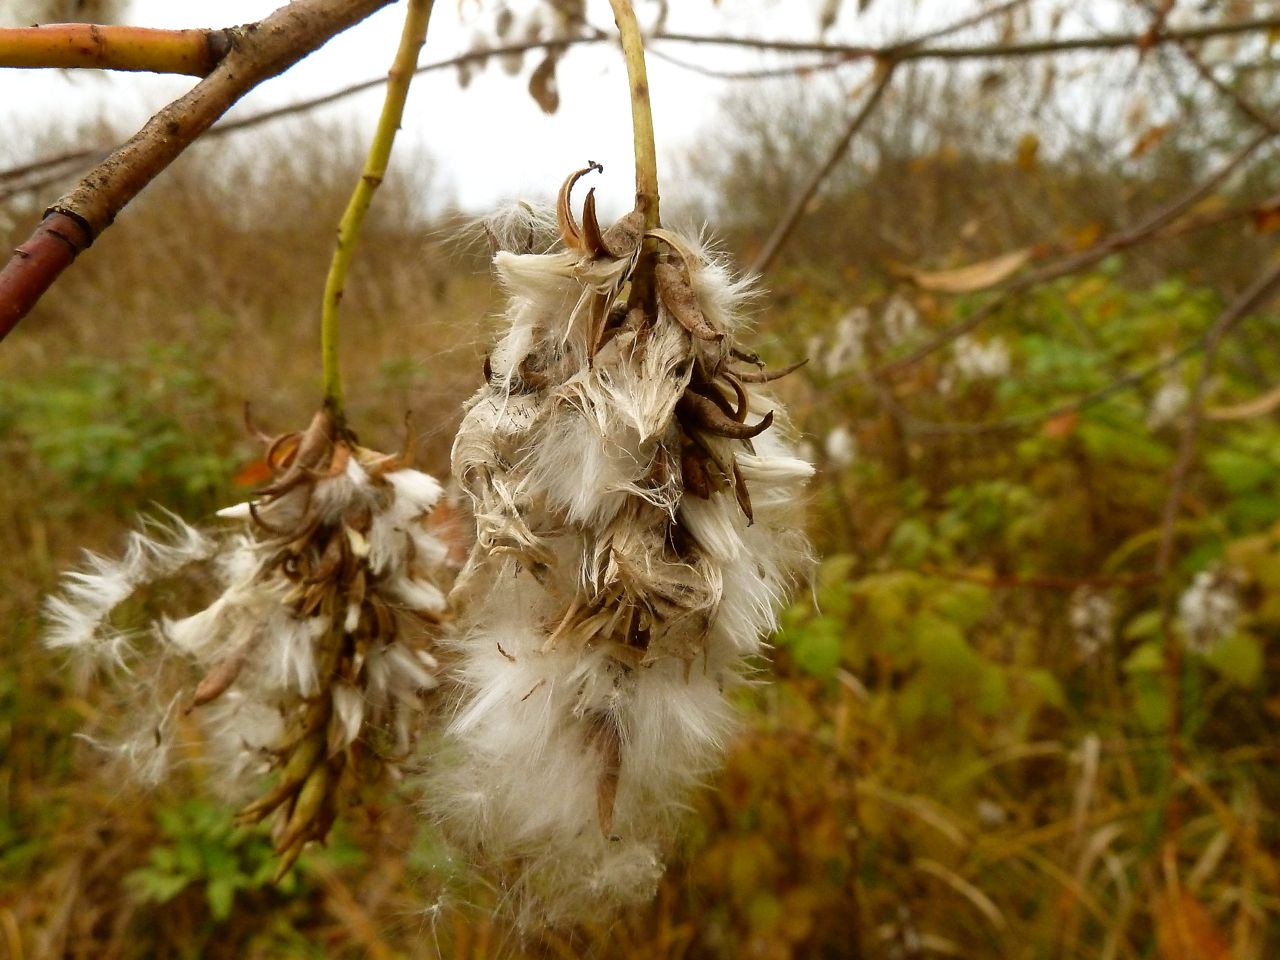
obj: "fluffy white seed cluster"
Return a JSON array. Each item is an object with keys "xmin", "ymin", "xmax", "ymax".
[
  {"xmin": 938, "ymin": 334, "xmax": 1011, "ymax": 394},
  {"xmin": 1178, "ymin": 568, "xmax": 1241, "ymax": 653},
  {"xmin": 1146, "ymin": 378, "xmax": 1190, "ymax": 430},
  {"xmin": 430, "ymin": 190, "xmax": 813, "ymax": 925},
  {"xmin": 1067, "ymin": 587, "xmax": 1114, "ymax": 658},
  {"xmin": 44, "ymin": 412, "xmax": 451, "ymax": 866}
]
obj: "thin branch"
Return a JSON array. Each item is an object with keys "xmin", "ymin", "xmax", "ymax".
[
  {"xmin": 0, "ymin": 0, "xmax": 396, "ymax": 343},
  {"xmin": 643, "ymin": 45, "xmax": 847, "ymax": 80},
  {"xmin": 921, "ymin": 566, "xmax": 1157, "ymax": 591},
  {"xmin": 893, "ymin": 258, "xmax": 1280, "ymax": 443},
  {"xmin": 899, "ymin": 335, "xmax": 1204, "ymax": 437},
  {"xmin": 1153, "ymin": 260, "xmax": 1280, "ymax": 576},
  {"xmin": 655, "ymin": 15, "xmax": 1280, "ymax": 62},
  {"xmin": 873, "ymin": 127, "xmax": 1276, "ymax": 378},
  {"xmin": 7, "ymin": 11, "xmax": 1280, "ymax": 200},
  {"xmin": 0, "ymin": 147, "xmax": 92, "ymax": 185},
  {"xmin": 1150, "ymin": 258, "xmax": 1280, "ymax": 779},
  {"xmin": 0, "ymin": 23, "xmax": 231, "ymax": 76},
  {"xmin": 1170, "ymin": 32, "xmax": 1280, "ymax": 137},
  {"xmin": 0, "ymin": 34, "xmax": 607, "ymax": 202},
  {"xmin": 320, "ymin": 0, "xmax": 434, "ymax": 420},
  {"xmin": 749, "ymin": 60, "xmax": 895, "ymax": 276},
  {"xmin": 905, "ymin": 0, "xmax": 1031, "ymax": 47}
]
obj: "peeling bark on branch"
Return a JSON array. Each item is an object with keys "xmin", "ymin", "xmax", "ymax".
[
  {"xmin": 0, "ymin": 24, "xmax": 232, "ymax": 76},
  {"xmin": 0, "ymin": 0, "xmax": 396, "ymax": 343}
]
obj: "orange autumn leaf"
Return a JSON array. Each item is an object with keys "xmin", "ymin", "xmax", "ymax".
[
  {"xmin": 1042, "ymin": 410, "xmax": 1079, "ymax": 438},
  {"xmin": 1130, "ymin": 123, "xmax": 1172, "ymax": 158},
  {"xmin": 1253, "ymin": 203, "xmax": 1280, "ymax": 235},
  {"xmin": 232, "ymin": 457, "xmax": 273, "ymax": 488},
  {"xmin": 426, "ymin": 496, "xmax": 472, "ymax": 568},
  {"xmin": 1153, "ymin": 890, "xmax": 1230, "ymax": 960},
  {"xmin": 1071, "ymin": 221, "xmax": 1104, "ymax": 250}
]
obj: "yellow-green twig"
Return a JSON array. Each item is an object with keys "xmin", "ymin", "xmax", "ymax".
[
  {"xmin": 607, "ymin": 0, "xmax": 661, "ymax": 319},
  {"xmin": 607, "ymin": 0, "xmax": 659, "ymax": 230},
  {"xmin": 320, "ymin": 0, "xmax": 434, "ymax": 419},
  {"xmin": 0, "ymin": 24, "xmax": 230, "ymax": 76}
]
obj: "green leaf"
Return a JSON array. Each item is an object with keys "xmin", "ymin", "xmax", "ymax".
[
  {"xmin": 129, "ymin": 869, "xmax": 191, "ymax": 904},
  {"xmin": 1123, "ymin": 610, "xmax": 1162, "ymax": 641},
  {"xmin": 1123, "ymin": 640, "xmax": 1163, "ymax": 674},
  {"xmin": 175, "ymin": 837, "xmax": 203, "ymax": 878},
  {"xmin": 1206, "ymin": 449, "xmax": 1274, "ymax": 495},
  {"xmin": 816, "ymin": 554, "xmax": 857, "ymax": 593},
  {"xmin": 893, "ymin": 676, "xmax": 947, "ymax": 725},
  {"xmin": 1202, "ymin": 632, "xmax": 1263, "ymax": 688},
  {"xmin": 747, "ymin": 893, "xmax": 783, "ymax": 932},
  {"xmin": 928, "ymin": 582, "xmax": 991, "ymax": 630},
  {"xmin": 206, "ymin": 876, "xmax": 237, "ymax": 921},
  {"xmin": 1131, "ymin": 674, "xmax": 1169, "ymax": 732},
  {"xmin": 1022, "ymin": 668, "xmax": 1066, "ymax": 711},
  {"xmin": 791, "ymin": 616, "xmax": 843, "ymax": 678},
  {"xmin": 913, "ymin": 615, "xmax": 980, "ymax": 682},
  {"xmin": 201, "ymin": 841, "xmax": 238, "ymax": 880},
  {"xmin": 975, "ymin": 665, "xmax": 1011, "ymax": 717},
  {"xmin": 889, "ymin": 518, "xmax": 932, "ymax": 566}
]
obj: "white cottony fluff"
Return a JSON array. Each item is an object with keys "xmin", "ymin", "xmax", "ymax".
[
  {"xmin": 1178, "ymin": 568, "xmax": 1241, "ymax": 653},
  {"xmin": 43, "ymin": 434, "xmax": 451, "ymax": 796},
  {"xmin": 42, "ymin": 511, "xmax": 216, "ymax": 666},
  {"xmin": 433, "ymin": 208, "xmax": 812, "ymax": 925}
]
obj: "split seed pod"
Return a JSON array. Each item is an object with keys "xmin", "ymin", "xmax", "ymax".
[
  {"xmin": 44, "ymin": 407, "xmax": 453, "ymax": 874},
  {"xmin": 431, "ymin": 175, "xmax": 813, "ymax": 926}
]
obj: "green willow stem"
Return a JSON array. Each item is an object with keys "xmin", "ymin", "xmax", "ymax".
[
  {"xmin": 607, "ymin": 0, "xmax": 659, "ymax": 229},
  {"xmin": 0, "ymin": 24, "xmax": 230, "ymax": 75},
  {"xmin": 607, "ymin": 0, "xmax": 660, "ymax": 317},
  {"xmin": 320, "ymin": 0, "xmax": 434, "ymax": 420}
]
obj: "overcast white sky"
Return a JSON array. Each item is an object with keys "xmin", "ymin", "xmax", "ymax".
[{"xmin": 0, "ymin": 1, "xmax": 960, "ymax": 215}]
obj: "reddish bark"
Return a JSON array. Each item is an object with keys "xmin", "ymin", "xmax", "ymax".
[
  {"xmin": 0, "ymin": 212, "xmax": 92, "ymax": 343},
  {"xmin": 0, "ymin": 0, "xmax": 394, "ymax": 343}
]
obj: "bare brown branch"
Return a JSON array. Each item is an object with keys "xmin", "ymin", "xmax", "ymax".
[
  {"xmin": 0, "ymin": 212, "xmax": 92, "ymax": 337},
  {"xmin": 921, "ymin": 566, "xmax": 1158, "ymax": 591},
  {"xmin": 1153, "ymin": 260, "xmax": 1280, "ymax": 577},
  {"xmin": 749, "ymin": 60, "xmax": 895, "ymax": 276},
  {"xmin": 872, "ymin": 128, "xmax": 1277, "ymax": 378},
  {"xmin": 0, "ymin": 0, "xmax": 396, "ymax": 343},
  {"xmin": 0, "ymin": 34, "xmax": 608, "ymax": 204},
  {"xmin": 656, "ymin": 15, "xmax": 1280, "ymax": 62},
  {"xmin": 6, "ymin": 10, "xmax": 1280, "ymax": 205}
]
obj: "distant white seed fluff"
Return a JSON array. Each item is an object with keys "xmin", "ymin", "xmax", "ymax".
[
  {"xmin": 881, "ymin": 293, "xmax": 920, "ymax": 347},
  {"xmin": 43, "ymin": 411, "xmax": 452, "ymax": 866},
  {"xmin": 824, "ymin": 423, "xmax": 857, "ymax": 467},
  {"xmin": 432, "ymin": 182, "xmax": 813, "ymax": 926},
  {"xmin": 1177, "ymin": 568, "xmax": 1241, "ymax": 653},
  {"xmin": 1146, "ymin": 378, "xmax": 1190, "ymax": 430},
  {"xmin": 822, "ymin": 306, "xmax": 869, "ymax": 375},
  {"xmin": 951, "ymin": 334, "xmax": 1011, "ymax": 381},
  {"xmin": 1067, "ymin": 587, "xmax": 1114, "ymax": 659}
]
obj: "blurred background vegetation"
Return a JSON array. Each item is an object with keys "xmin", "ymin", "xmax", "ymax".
[{"xmin": 3, "ymin": 0, "xmax": 1280, "ymax": 957}]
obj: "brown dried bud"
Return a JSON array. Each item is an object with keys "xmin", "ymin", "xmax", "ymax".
[{"xmin": 656, "ymin": 261, "xmax": 723, "ymax": 342}]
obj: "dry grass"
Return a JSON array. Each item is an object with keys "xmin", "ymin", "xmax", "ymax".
[{"xmin": 3, "ymin": 89, "xmax": 1279, "ymax": 960}]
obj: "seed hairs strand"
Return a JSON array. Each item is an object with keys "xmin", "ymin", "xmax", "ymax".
[{"xmin": 429, "ymin": 174, "xmax": 813, "ymax": 925}]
